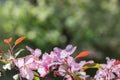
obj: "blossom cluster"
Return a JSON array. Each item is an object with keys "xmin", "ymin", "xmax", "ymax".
[
  {"xmin": 95, "ymin": 57, "xmax": 120, "ymax": 80},
  {"xmin": 0, "ymin": 37, "xmax": 120, "ymax": 80}
]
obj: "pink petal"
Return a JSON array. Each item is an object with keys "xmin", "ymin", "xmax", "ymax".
[{"xmin": 38, "ymin": 66, "xmax": 48, "ymax": 77}]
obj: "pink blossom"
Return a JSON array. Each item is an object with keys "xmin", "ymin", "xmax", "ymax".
[
  {"xmin": 94, "ymin": 57, "xmax": 120, "ymax": 79},
  {"xmin": 58, "ymin": 56, "xmax": 92, "ymax": 80},
  {"xmin": 50, "ymin": 45, "xmax": 76, "ymax": 63},
  {"xmin": 38, "ymin": 65, "xmax": 49, "ymax": 77},
  {"xmin": 38, "ymin": 53, "xmax": 53, "ymax": 77},
  {"xmin": 26, "ymin": 46, "xmax": 41, "ymax": 58},
  {"xmin": 14, "ymin": 58, "xmax": 35, "ymax": 80},
  {"xmin": 14, "ymin": 46, "xmax": 42, "ymax": 80}
]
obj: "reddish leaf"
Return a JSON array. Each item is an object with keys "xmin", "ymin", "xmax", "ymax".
[
  {"xmin": 75, "ymin": 51, "xmax": 91, "ymax": 59},
  {"xmin": 114, "ymin": 61, "xmax": 120, "ymax": 65},
  {"xmin": 4, "ymin": 37, "xmax": 12, "ymax": 44},
  {"xmin": 15, "ymin": 36, "xmax": 26, "ymax": 45},
  {"xmin": 0, "ymin": 49, "xmax": 3, "ymax": 54}
]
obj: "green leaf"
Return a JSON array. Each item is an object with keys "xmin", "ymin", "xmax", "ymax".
[
  {"xmin": 82, "ymin": 63, "xmax": 103, "ymax": 69},
  {"xmin": 14, "ymin": 49, "xmax": 24, "ymax": 58},
  {"xmin": 33, "ymin": 76, "xmax": 40, "ymax": 80},
  {"xmin": 33, "ymin": 71, "xmax": 40, "ymax": 80},
  {"xmin": 34, "ymin": 71, "xmax": 39, "ymax": 76},
  {"xmin": 71, "ymin": 73, "xmax": 83, "ymax": 80}
]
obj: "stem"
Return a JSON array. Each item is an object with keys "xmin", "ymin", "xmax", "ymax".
[
  {"xmin": 11, "ymin": 45, "xmax": 16, "ymax": 52},
  {"xmin": 8, "ymin": 44, "xmax": 16, "ymax": 56},
  {"xmin": 8, "ymin": 44, "xmax": 13, "ymax": 56},
  {"xmin": 19, "ymin": 74, "xmax": 22, "ymax": 80}
]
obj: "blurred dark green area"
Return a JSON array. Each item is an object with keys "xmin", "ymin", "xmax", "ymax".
[{"xmin": 0, "ymin": 0, "xmax": 120, "ymax": 79}]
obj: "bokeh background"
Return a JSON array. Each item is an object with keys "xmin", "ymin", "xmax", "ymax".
[{"xmin": 0, "ymin": 0, "xmax": 120, "ymax": 79}]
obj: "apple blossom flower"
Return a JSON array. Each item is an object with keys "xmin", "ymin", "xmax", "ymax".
[
  {"xmin": 13, "ymin": 74, "xmax": 19, "ymax": 80},
  {"xmin": 49, "ymin": 45, "xmax": 76, "ymax": 65},
  {"xmin": 58, "ymin": 56, "xmax": 92, "ymax": 80},
  {"xmin": 54, "ymin": 45, "xmax": 76, "ymax": 59},
  {"xmin": 14, "ymin": 57, "xmax": 38, "ymax": 80},
  {"xmin": 26, "ymin": 46, "xmax": 42, "ymax": 58},
  {"xmin": 94, "ymin": 57, "xmax": 120, "ymax": 80},
  {"xmin": 38, "ymin": 53, "xmax": 53, "ymax": 77},
  {"xmin": 2, "ymin": 36, "xmax": 113, "ymax": 80},
  {"xmin": 3, "ymin": 63, "xmax": 11, "ymax": 70}
]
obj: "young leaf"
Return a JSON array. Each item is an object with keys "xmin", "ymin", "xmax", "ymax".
[
  {"xmin": 0, "ymin": 49, "xmax": 3, "ymax": 55},
  {"xmin": 82, "ymin": 63, "xmax": 103, "ymax": 69},
  {"xmin": 33, "ymin": 76, "xmax": 40, "ymax": 80},
  {"xmin": 114, "ymin": 61, "xmax": 120, "ymax": 65},
  {"xmin": 71, "ymin": 73, "xmax": 83, "ymax": 80},
  {"xmin": 14, "ymin": 49, "xmax": 24, "ymax": 58},
  {"xmin": 4, "ymin": 37, "xmax": 12, "ymax": 44},
  {"xmin": 33, "ymin": 71, "xmax": 40, "ymax": 80},
  {"xmin": 14, "ymin": 36, "xmax": 26, "ymax": 45},
  {"xmin": 34, "ymin": 71, "xmax": 40, "ymax": 77},
  {"xmin": 75, "ymin": 51, "xmax": 91, "ymax": 59}
]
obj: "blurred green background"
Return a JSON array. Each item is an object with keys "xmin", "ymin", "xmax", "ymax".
[{"xmin": 0, "ymin": 0, "xmax": 120, "ymax": 62}]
